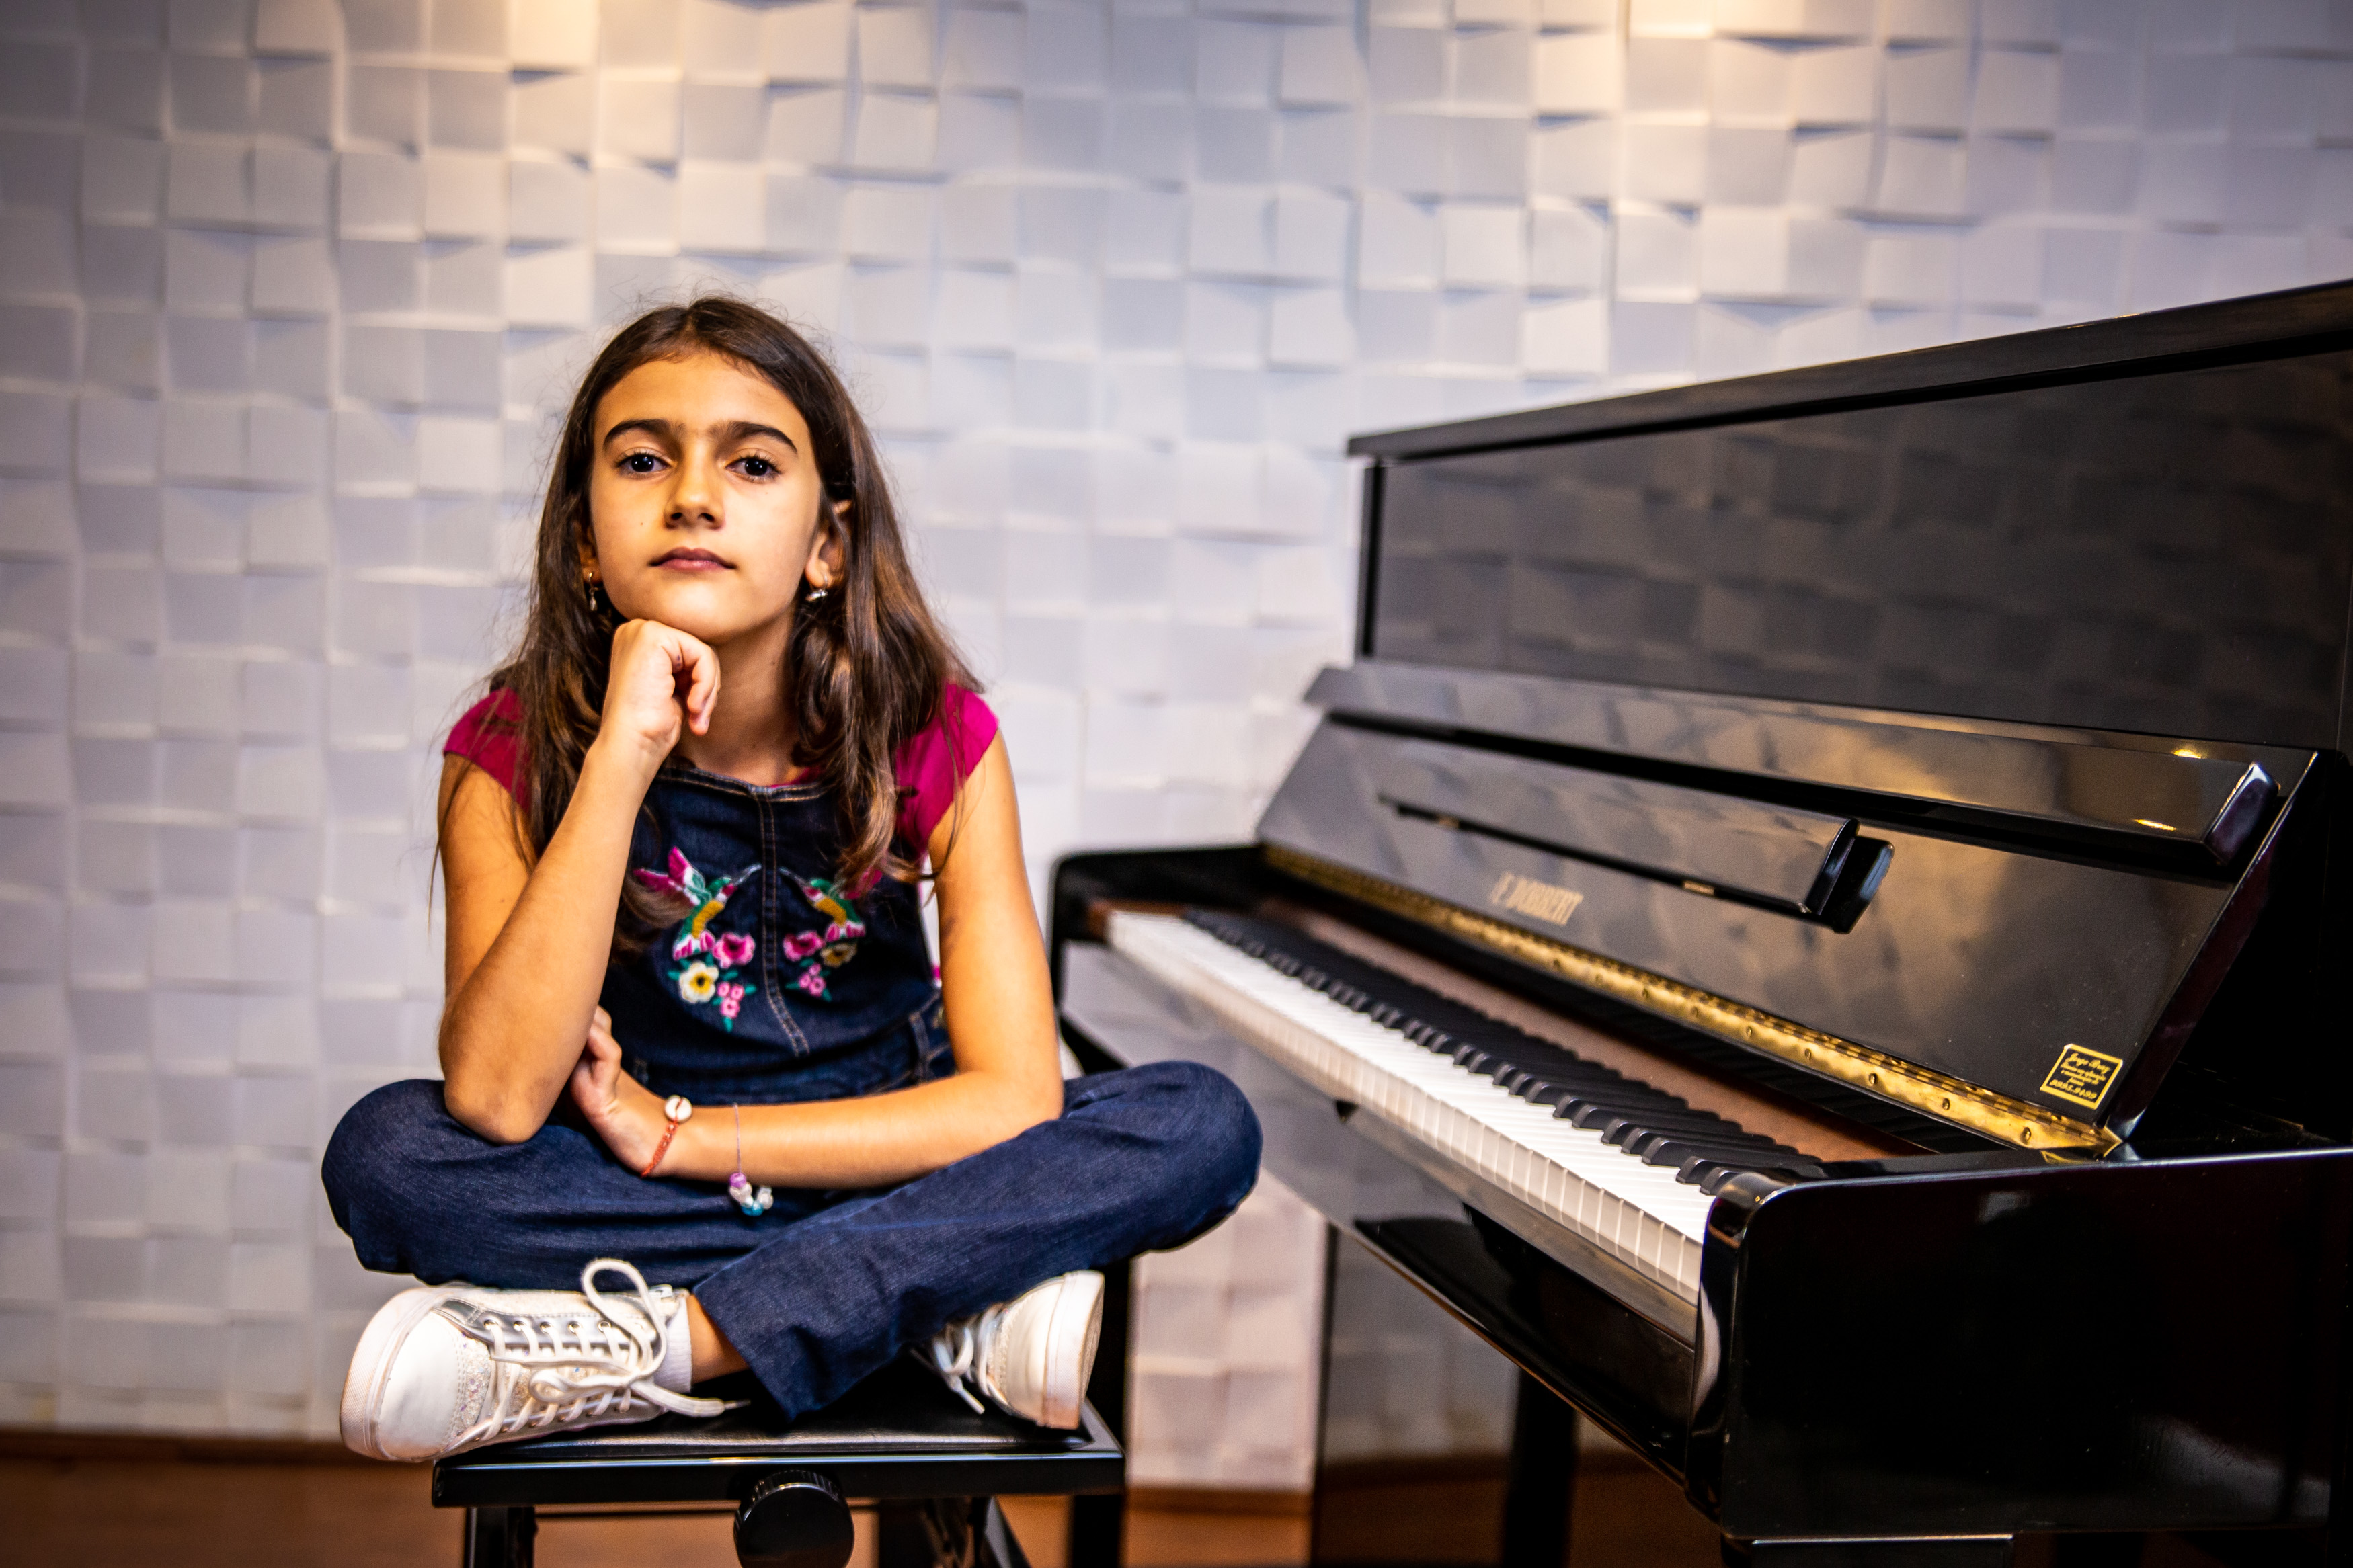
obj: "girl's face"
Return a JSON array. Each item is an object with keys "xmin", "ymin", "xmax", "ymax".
[{"xmin": 585, "ymin": 350, "xmax": 842, "ymax": 649}]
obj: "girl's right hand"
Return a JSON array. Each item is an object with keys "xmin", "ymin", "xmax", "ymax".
[
  {"xmin": 569, "ymin": 1006, "xmax": 672, "ymax": 1175},
  {"xmin": 598, "ymin": 618, "xmax": 721, "ymax": 772}
]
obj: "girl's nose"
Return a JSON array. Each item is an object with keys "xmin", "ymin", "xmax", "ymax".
[{"xmin": 668, "ymin": 457, "xmax": 723, "ymax": 524}]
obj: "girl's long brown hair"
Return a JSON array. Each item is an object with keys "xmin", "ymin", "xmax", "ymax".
[{"xmin": 479, "ymin": 297, "xmax": 973, "ymax": 950}]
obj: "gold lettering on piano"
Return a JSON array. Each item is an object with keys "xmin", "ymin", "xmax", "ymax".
[
  {"xmin": 2039, "ymin": 1044, "xmax": 2124, "ymax": 1110},
  {"xmin": 1489, "ymin": 870, "xmax": 1583, "ymax": 925}
]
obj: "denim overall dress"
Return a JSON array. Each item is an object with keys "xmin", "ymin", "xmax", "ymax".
[{"xmin": 602, "ymin": 761, "xmax": 950, "ymax": 1107}]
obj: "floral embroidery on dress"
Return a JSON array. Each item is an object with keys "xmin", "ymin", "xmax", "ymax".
[
  {"xmin": 635, "ymin": 848, "xmax": 760, "ymax": 1030},
  {"xmin": 782, "ymin": 874, "xmax": 867, "ymax": 1000}
]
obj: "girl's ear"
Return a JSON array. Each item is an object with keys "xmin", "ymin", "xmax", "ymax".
[{"xmin": 805, "ymin": 501, "xmax": 848, "ymax": 590}]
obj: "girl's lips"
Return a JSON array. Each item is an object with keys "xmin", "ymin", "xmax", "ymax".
[{"xmin": 652, "ymin": 550, "xmax": 731, "ymax": 570}]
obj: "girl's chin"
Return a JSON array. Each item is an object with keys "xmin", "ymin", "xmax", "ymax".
[{"xmin": 608, "ymin": 589, "xmax": 790, "ymax": 644}]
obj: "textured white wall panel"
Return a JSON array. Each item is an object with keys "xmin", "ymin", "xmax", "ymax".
[{"xmin": 0, "ymin": 0, "xmax": 2346, "ymax": 1449}]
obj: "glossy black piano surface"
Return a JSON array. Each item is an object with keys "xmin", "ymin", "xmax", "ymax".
[
  {"xmin": 1053, "ymin": 282, "xmax": 2353, "ymax": 1567},
  {"xmin": 1357, "ymin": 290, "xmax": 2353, "ymax": 753}
]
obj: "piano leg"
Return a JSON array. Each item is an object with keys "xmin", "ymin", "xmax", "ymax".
[
  {"xmin": 1500, "ymin": 1372, "xmax": 1579, "ymax": 1568},
  {"xmin": 1727, "ymin": 1538, "xmax": 2013, "ymax": 1567}
]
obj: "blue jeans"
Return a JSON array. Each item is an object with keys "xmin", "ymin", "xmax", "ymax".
[{"xmin": 322, "ymin": 1060, "xmax": 1261, "ymax": 1418}]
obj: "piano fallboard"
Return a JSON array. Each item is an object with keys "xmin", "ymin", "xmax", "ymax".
[{"xmin": 1262, "ymin": 681, "xmax": 2319, "ymax": 1153}]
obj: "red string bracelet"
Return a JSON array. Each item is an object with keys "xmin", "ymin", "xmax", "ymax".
[{"xmin": 641, "ymin": 1095, "xmax": 692, "ymax": 1178}]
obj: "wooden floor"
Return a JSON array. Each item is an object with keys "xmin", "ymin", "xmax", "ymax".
[
  {"xmin": 0, "ymin": 1432, "xmax": 1714, "ymax": 1568},
  {"xmin": 0, "ymin": 1434, "xmax": 2285, "ymax": 1567}
]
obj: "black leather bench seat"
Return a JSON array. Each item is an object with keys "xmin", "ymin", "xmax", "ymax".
[{"xmin": 431, "ymin": 1358, "xmax": 1123, "ymax": 1510}]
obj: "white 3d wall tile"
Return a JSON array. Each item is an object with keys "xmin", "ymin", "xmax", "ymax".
[{"xmin": 0, "ymin": 0, "xmax": 2348, "ymax": 1452}]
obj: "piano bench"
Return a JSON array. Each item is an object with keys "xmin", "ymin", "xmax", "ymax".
[{"xmin": 430, "ymin": 1359, "xmax": 1124, "ymax": 1568}]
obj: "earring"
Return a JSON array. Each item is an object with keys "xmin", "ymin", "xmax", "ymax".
[
  {"xmin": 584, "ymin": 576, "xmax": 602, "ymax": 612},
  {"xmin": 805, "ymin": 583, "xmax": 829, "ymax": 602}
]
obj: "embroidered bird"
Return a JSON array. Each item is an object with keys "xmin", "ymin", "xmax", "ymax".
[
  {"xmin": 636, "ymin": 848, "xmax": 760, "ymax": 960},
  {"xmin": 793, "ymin": 876, "xmax": 867, "ymax": 973},
  {"xmin": 797, "ymin": 874, "xmax": 859, "ymax": 928}
]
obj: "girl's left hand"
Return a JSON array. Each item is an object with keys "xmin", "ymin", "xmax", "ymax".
[{"xmin": 569, "ymin": 1007, "xmax": 672, "ymax": 1174}]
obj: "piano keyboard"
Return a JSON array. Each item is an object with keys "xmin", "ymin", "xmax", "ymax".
[{"xmin": 1106, "ymin": 910, "xmax": 1829, "ymax": 1305}]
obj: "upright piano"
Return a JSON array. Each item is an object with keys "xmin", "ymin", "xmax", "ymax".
[{"xmin": 1049, "ymin": 281, "xmax": 2353, "ymax": 1568}]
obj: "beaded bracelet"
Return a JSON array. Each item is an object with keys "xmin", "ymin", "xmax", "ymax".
[
  {"xmin": 641, "ymin": 1095, "xmax": 692, "ymax": 1178},
  {"xmin": 729, "ymin": 1104, "xmax": 774, "ymax": 1217}
]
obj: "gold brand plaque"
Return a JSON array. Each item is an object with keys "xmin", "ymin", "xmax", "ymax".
[
  {"xmin": 2040, "ymin": 1044, "xmax": 2124, "ymax": 1110},
  {"xmin": 1489, "ymin": 870, "xmax": 1583, "ymax": 925}
]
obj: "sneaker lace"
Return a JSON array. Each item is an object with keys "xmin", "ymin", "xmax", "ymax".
[
  {"xmin": 926, "ymin": 1302, "xmax": 1010, "ymax": 1415},
  {"xmin": 452, "ymin": 1257, "xmax": 738, "ymax": 1448}
]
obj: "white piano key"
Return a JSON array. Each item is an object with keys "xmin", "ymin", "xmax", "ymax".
[{"xmin": 1107, "ymin": 913, "xmax": 1710, "ymax": 1301}]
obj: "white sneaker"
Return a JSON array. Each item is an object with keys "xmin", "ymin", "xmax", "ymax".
[
  {"xmin": 926, "ymin": 1270, "xmax": 1105, "ymax": 1430},
  {"xmin": 340, "ymin": 1257, "xmax": 735, "ymax": 1462}
]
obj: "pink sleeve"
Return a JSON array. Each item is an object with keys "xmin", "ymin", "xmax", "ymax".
[
  {"xmin": 445, "ymin": 689, "xmax": 526, "ymax": 807},
  {"xmin": 894, "ymin": 683, "xmax": 998, "ymax": 853}
]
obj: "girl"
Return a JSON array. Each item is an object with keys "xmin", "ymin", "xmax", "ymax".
[{"xmin": 323, "ymin": 298, "xmax": 1259, "ymax": 1460}]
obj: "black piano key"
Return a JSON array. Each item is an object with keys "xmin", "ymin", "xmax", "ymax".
[
  {"xmin": 1448, "ymin": 1036, "xmax": 1637, "ymax": 1081},
  {"xmin": 1480, "ymin": 1055, "xmax": 1630, "ymax": 1094},
  {"xmin": 1605, "ymin": 1113, "xmax": 1756, "ymax": 1149},
  {"xmin": 1587, "ymin": 1102, "xmax": 1732, "ymax": 1130},
  {"xmin": 1631, "ymin": 1135, "xmax": 1799, "ymax": 1171},
  {"xmin": 1439, "ymin": 1025, "xmax": 1553, "ymax": 1061},
  {"xmin": 1522, "ymin": 1081, "xmax": 1619, "ymax": 1114},
  {"xmin": 1686, "ymin": 1156, "xmax": 1827, "ymax": 1192},
  {"xmin": 1199, "ymin": 915, "xmax": 1365, "ymax": 981},
  {"xmin": 1457, "ymin": 1038, "xmax": 1619, "ymax": 1076},
  {"xmin": 1535, "ymin": 1081, "xmax": 1654, "ymax": 1112},
  {"xmin": 1637, "ymin": 1134, "xmax": 1806, "ymax": 1169},
  {"xmin": 1560, "ymin": 1102, "xmax": 1724, "ymax": 1137},
  {"xmin": 1694, "ymin": 1163, "xmax": 1778, "ymax": 1194},
  {"xmin": 1543, "ymin": 1087, "xmax": 1703, "ymax": 1127},
  {"xmin": 1404, "ymin": 1017, "xmax": 1645, "ymax": 1100},
  {"xmin": 1644, "ymin": 1142, "xmax": 1768, "ymax": 1173},
  {"xmin": 1616, "ymin": 1115, "xmax": 1775, "ymax": 1149},
  {"xmin": 1496, "ymin": 1065, "xmax": 1632, "ymax": 1101},
  {"xmin": 1531, "ymin": 1079, "xmax": 1677, "ymax": 1115},
  {"xmin": 1200, "ymin": 917, "xmax": 1522, "ymax": 1044}
]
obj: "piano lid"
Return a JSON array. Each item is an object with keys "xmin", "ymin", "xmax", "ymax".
[{"xmin": 1351, "ymin": 280, "xmax": 2353, "ymax": 756}]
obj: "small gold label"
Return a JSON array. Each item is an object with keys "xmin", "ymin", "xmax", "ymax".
[
  {"xmin": 1489, "ymin": 870, "xmax": 1583, "ymax": 926},
  {"xmin": 2040, "ymin": 1044, "xmax": 2124, "ymax": 1110}
]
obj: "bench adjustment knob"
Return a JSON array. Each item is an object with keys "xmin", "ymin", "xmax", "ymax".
[{"xmin": 734, "ymin": 1469, "xmax": 855, "ymax": 1568}]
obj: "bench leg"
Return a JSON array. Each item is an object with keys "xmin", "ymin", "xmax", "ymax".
[
  {"xmin": 875, "ymin": 1499, "xmax": 1031, "ymax": 1568},
  {"xmin": 462, "ymin": 1505, "xmax": 536, "ymax": 1568},
  {"xmin": 975, "ymin": 1499, "xmax": 1032, "ymax": 1568},
  {"xmin": 1067, "ymin": 1257, "xmax": 1131, "ymax": 1568},
  {"xmin": 879, "ymin": 1499, "xmax": 971, "ymax": 1568}
]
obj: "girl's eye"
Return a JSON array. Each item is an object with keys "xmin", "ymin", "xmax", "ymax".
[
  {"xmin": 621, "ymin": 452, "xmax": 663, "ymax": 474},
  {"xmin": 736, "ymin": 455, "xmax": 776, "ymax": 479}
]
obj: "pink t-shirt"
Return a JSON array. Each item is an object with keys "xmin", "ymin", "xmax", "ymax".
[{"xmin": 445, "ymin": 682, "xmax": 998, "ymax": 852}]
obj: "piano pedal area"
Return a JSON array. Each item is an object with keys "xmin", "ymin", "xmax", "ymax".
[{"xmin": 1308, "ymin": 1221, "xmax": 1724, "ymax": 1568}]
